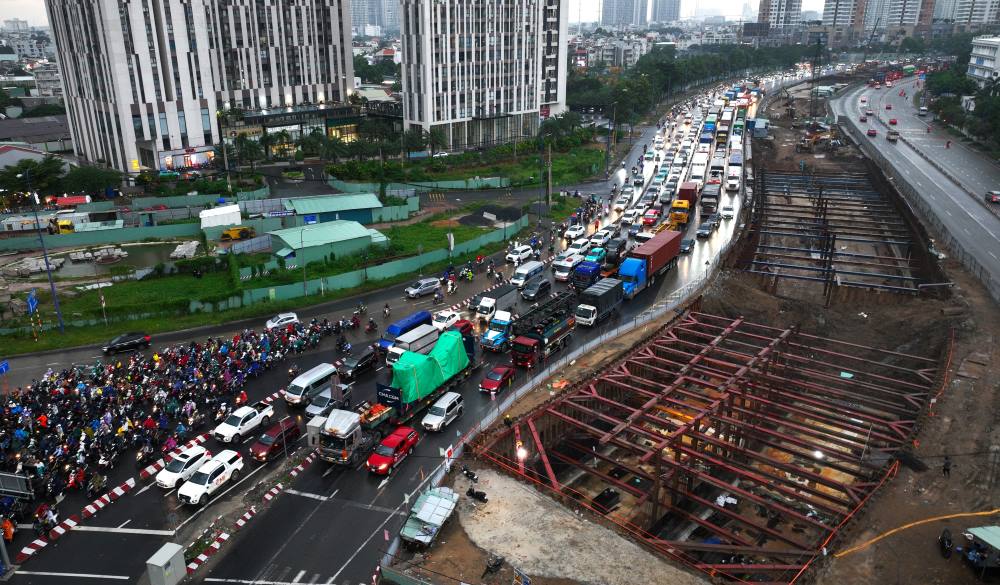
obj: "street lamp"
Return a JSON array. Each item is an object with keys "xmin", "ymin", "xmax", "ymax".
[{"xmin": 18, "ymin": 171, "xmax": 64, "ymax": 333}]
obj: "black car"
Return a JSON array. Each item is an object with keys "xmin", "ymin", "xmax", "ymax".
[
  {"xmin": 696, "ymin": 224, "xmax": 713, "ymax": 238},
  {"xmin": 338, "ymin": 346, "xmax": 377, "ymax": 381},
  {"xmin": 605, "ymin": 238, "xmax": 628, "ymax": 264},
  {"xmin": 627, "ymin": 224, "xmax": 642, "ymax": 238},
  {"xmin": 103, "ymin": 332, "xmax": 151, "ymax": 354},
  {"xmin": 521, "ymin": 276, "xmax": 552, "ymax": 301},
  {"xmin": 679, "ymin": 238, "xmax": 695, "ymax": 253}
]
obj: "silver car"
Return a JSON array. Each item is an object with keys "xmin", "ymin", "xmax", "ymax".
[
  {"xmin": 305, "ymin": 389, "xmax": 335, "ymax": 418},
  {"xmin": 405, "ymin": 278, "xmax": 441, "ymax": 298}
]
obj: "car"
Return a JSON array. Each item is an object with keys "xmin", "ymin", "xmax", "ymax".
[
  {"xmin": 432, "ymin": 310, "xmax": 461, "ymax": 331},
  {"xmin": 866, "ymin": 129, "xmax": 877, "ymax": 137},
  {"xmin": 102, "ymin": 332, "xmax": 151, "ymax": 354},
  {"xmin": 860, "ymin": 96, "xmax": 867, "ymax": 103},
  {"xmin": 177, "ymin": 450, "xmax": 244, "ymax": 505},
  {"xmin": 265, "ymin": 313, "xmax": 299, "ymax": 330},
  {"xmin": 404, "ymin": 278, "xmax": 441, "ymax": 298},
  {"xmin": 250, "ymin": 418, "xmax": 302, "ymax": 462},
  {"xmin": 156, "ymin": 445, "xmax": 212, "ymax": 489},
  {"xmin": 563, "ymin": 225, "xmax": 586, "ymax": 240},
  {"xmin": 885, "ymin": 104, "xmax": 892, "ymax": 110},
  {"xmin": 589, "ymin": 229, "xmax": 614, "ymax": 247},
  {"xmin": 627, "ymin": 224, "xmax": 642, "ymax": 238},
  {"xmin": 889, "ymin": 118, "xmax": 897, "ymax": 125},
  {"xmin": 480, "ymin": 365, "xmax": 515, "ymax": 393},
  {"xmin": 613, "ymin": 195, "xmax": 630, "ymax": 211},
  {"xmin": 986, "ymin": 190, "xmax": 1000, "ymax": 204},
  {"xmin": 213, "ymin": 402, "xmax": 274, "ymax": 444},
  {"xmin": 367, "ymin": 426, "xmax": 420, "ymax": 474},
  {"xmin": 642, "ymin": 209, "xmax": 661, "ymax": 226},
  {"xmin": 721, "ymin": 205, "xmax": 735, "ymax": 219},
  {"xmin": 505, "ymin": 244, "xmax": 534, "ymax": 263},
  {"xmin": 865, "ymin": 109, "xmax": 875, "ymax": 116},
  {"xmin": 566, "ymin": 238, "xmax": 591, "ymax": 256},
  {"xmin": 679, "ymin": 238, "xmax": 695, "ymax": 253},
  {"xmin": 521, "ymin": 275, "xmax": 552, "ymax": 301},
  {"xmin": 304, "ymin": 388, "xmax": 338, "ymax": 418},
  {"xmin": 859, "ymin": 115, "xmax": 867, "ymax": 122},
  {"xmin": 885, "ymin": 81, "xmax": 893, "ymax": 88},
  {"xmin": 621, "ymin": 209, "xmax": 642, "ymax": 225},
  {"xmin": 338, "ymin": 346, "xmax": 377, "ymax": 381},
  {"xmin": 421, "ymin": 392, "xmax": 463, "ymax": 432},
  {"xmin": 696, "ymin": 223, "xmax": 713, "ymax": 238},
  {"xmin": 583, "ymin": 247, "xmax": 607, "ymax": 265}
]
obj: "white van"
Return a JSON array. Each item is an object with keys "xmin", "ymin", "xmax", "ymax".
[
  {"xmin": 285, "ymin": 363, "xmax": 339, "ymax": 406},
  {"xmin": 386, "ymin": 323, "xmax": 440, "ymax": 365},
  {"xmin": 510, "ymin": 260, "xmax": 545, "ymax": 289}
]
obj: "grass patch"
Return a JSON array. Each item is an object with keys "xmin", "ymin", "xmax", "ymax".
[
  {"xmin": 380, "ymin": 215, "xmax": 491, "ymax": 255},
  {"xmin": 421, "ymin": 147, "xmax": 604, "ymax": 186}
]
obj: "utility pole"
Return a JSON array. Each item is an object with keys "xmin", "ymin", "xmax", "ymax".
[
  {"xmin": 604, "ymin": 102, "xmax": 617, "ymax": 175},
  {"xmin": 19, "ymin": 170, "xmax": 64, "ymax": 333}
]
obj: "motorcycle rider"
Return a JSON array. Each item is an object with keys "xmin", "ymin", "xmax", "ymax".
[
  {"xmin": 383, "ymin": 303, "xmax": 391, "ymax": 319},
  {"xmin": 367, "ymin": 317, "xmax": 378, "ymax": 332}
]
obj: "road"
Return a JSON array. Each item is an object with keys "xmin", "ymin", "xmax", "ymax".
[
  {"xmin": 3, "ymin": 73, "xmax": 808, "ymax": 584},
  {"xmin": 830, "ymin": 82, "xmax": 1000, "ymax": 293}
]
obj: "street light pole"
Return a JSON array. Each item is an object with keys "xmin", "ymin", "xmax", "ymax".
[
  {"xmin": 604, "ymin": 101, "xmax": 617, "ymax": 175},
  {"xmin": 19, "ymin": 170, "xmax": 64, "ymax": 334},
  {"xmin": 299, "ymin": 226, "xmax": 314, "ymax": 296}
]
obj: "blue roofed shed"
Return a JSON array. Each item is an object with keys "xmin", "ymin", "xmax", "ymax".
[
  {"xmin": 269, "ymin": 220, "xmax": 387, "ymax": 265},
  {"xmin": 283, "ymin": 193, "xmax": 382, "ymax": 225}
]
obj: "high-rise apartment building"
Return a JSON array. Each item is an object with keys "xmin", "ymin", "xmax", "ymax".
[
  {"xmin": 952, "ymin": 0, "xmax": 1000, "ymax": 24},
  {"xmin": 601, "ymin": 0, "xmax": 649, "ymax": 27},
  {"xmin": 44, "ymin": 0, "xmax": 353, "ymax": 174},
  {"xmin": 757, "ymin": 0, "xmax": 803, "ymax": 27},
  {"xmin": 967, "ymin": 35, "xmax": 1000, "ymax": 87},
  {"xmin": 2, "ymin": 19, "xmax": 29, "ymax": 32},
  {"xmin": 822, "ymin": 0, "xmax": 861, "ymax": 27},
  {"xmin": 353, "ymin": 0, "xmax": 402, "ymax": 33},
  {"xmin": 400, "ymin": 0, "xmax": 567, "ymax": 150},
  {"xmin": 652, "ymin": 0, "xmax": 681, "ymax": 23}
]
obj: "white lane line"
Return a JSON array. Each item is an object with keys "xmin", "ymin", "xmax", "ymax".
[
  {"xmin": 15, "ymin": 571, "xmax": 131, "ymax": 580},
  {"xmin": 242, "ymin": 436, "xmax": 256, "ymax": 445},
  {"xmin": 990, "ymin": 251, "xmax": 998, "ymax": 260},
  {"xmin": 284, "ymin": 489, "xmax": 329, "ymax": 502},
  {"xmin": 116, "ymin": 519, "xmax": 132, "ymax": 529},
  {"xmin": 321, "ymin": 465, "xmax": 338, "ymax": 478},
  {"xmin": 134, "ymin": 482, "xmax": 156, "ymax": 496},
  {"xmin": 945, "ymin": 209, "xmax": 953, "ymax": 216},
  {"xmin": 174, "ymin": 464, "xmax": 268, "ymax": 531},
  {"xmin": 292, "ymin": 570, "xmax": 306, "ymax": 583},
  {"xmin": 72, "ymin": 525, "xmax": 175, "ymax": 535}
]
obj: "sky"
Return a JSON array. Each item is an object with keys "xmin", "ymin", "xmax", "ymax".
[{"xmin": 4, "ymin": 0, "xmax": 827, "ymax": 27}]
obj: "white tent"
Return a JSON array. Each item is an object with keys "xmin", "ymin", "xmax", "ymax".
[{"xmin": 199, "ymin": 204, "xmax": 242, "ymax": 229}]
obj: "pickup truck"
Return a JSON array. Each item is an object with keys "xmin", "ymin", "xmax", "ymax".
[
  {"xmin": 177, "ymin": 450, "xmax": 244, "ymax": 505},
  {"xmin": 213, "ymin": 402, "xmax": 274, "ymax": 443}
]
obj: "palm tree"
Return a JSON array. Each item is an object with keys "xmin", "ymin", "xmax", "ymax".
[
  {"xmin": 320, "ymin": 135, "xmax": 348, "ymax": 163},
  {"xmin": 273, "ymin": 130, "xmax": 292, "ymax": 160},
  {"xmin": 427, "ymin": 127, "xmax": 448, "ymax": 156},
  {"xmin": 259, "ymin": 132, "xmax": 276, "ymax": 161}
]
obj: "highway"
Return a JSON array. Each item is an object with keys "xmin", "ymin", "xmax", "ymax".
[
  {"xmin": 2, "ymin": 74, "xmax": 802, "ymax": 585},
  {"xmin": 830, "ymin": 81, "xmax": 1000, "ymax": 294}
]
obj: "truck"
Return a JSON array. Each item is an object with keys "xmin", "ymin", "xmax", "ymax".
[
  {"xmin": 379, "ymin": 310, "xmax": 433, "ymax": 352},
  {"xmin": 617, "ymin": 230, "xmax": 682, "ymax": 299},
  {"xmin": 474, "ymin": 284, "xmax": 519, "ymax": 321},
  {"xmin": 886, "ymin": 129, "xmax": 900, "ymax": 142},
  {"xmin": 317, "ymin": 329, "xmax": 476, "ymax": 465},
  {"xmin": 575, "ymin": 278, "xmax": 624, "ymax": 326},
  {"xmin": 481, "ymin": 310, "xmax": 515, "ymax": 352},
  {"xmin": 570, "ymin": 260, "xmax": 602, "ymax": 291},
  {"xmin": 510, "ymin": 292, "xmax": 577, "ymax": 368},
  {"xmin": 677, "ymin": 182, "xmax": 699, "ymax": 206},
  {"xmin": 701, "ymin": 183, "xmax": 721, "ymax": 214},
  {"xmin": 213, "ymin": 401, "xmax": 275, "ymax": 444},
  {"xmin": 669, "ymin": 199, "xmax": 692, "ymax": 227},
  {"xmin": 385, "ymin": 324, "xmax": 440, "ymax": 366}
]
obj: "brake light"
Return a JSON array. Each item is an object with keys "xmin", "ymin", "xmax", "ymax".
[{"xmin": 144, "ymin": 335, "xmax": 151, "ymax": 342}]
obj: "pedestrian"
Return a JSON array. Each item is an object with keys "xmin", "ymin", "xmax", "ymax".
[
  {"xmin": 946, "ymin": 140, "xmax": 951, "ymax": 149},
  {"xmin": 503, "ymin": 415, "xmax": 513, "ymax": 430},
  {"xmin": 943, "ymin": 456, "xmax": 952, "ymax": 478}
]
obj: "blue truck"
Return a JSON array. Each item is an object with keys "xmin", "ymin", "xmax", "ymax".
[
  {"xmin": 570, "ymin": 261, "xmax": 602, "ymax": 291},
  {"xmin": 618, "ymin": 231, "xmax": 682, "ymax": 299},
  {"xmin": 480, "ymin": 310, "xmax": 515, "ymax": 352}
]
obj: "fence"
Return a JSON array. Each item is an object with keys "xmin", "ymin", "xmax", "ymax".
[
  {"xmin": 329, "ymin": 177, "xmax": 509, "ymax": 193},
  {"xmin": 0, "ymin": 222, "xmax": 203, "ymax": 251},
  {"xmin": 202, "ymin": 217, "xmax": 284, "ymax": 242},
  {"xmin": 837, "ymin": 114, "xmax": 1000, "ymax": 302},
  {"xmin": 229, "ymin": 234, "xmax": 272, "ymax": 255},
  {"xmin": 129, "ymin": 185, "xmax": 270, "ymax": 209}
]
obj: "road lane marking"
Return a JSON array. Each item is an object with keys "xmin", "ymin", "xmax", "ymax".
[
  {"xmin": 284, "ymin": 489, "xmax": 329, "ymax": 502},
  {"xmin": 116, "ymin": 519, "xmax": 132, "ymax": 529},
  {"xmin": 15, "ymin": 571, "xmax": 130, "ymax": 580},
  {"xmin": 292, "ymin": 570, "xmax": 306, "ymax": 583},
  {"xmin": 72, "ymin": 525, "xmax": 175, "ymax": 535},
  {"xmin": 991, "ymin": 252, "xmax": 998, "ymax": 260}
]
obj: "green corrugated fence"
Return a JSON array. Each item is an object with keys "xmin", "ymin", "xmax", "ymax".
[
  {"xmin": 329, "ymin": 177, "xmax": 509, "ymax": 193},
  {"xmin": 0, "ymin": 223, "xmax": 202, "ymax": 251}
]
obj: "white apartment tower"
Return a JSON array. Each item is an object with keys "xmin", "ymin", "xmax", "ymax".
[
  {"xmin": 952, "ymin": 0, "xmax": 1000, "ymax": 24},
  {"xmin": 400, "ymin": 0, "xmax": 568, "ymax": 150},
  {"xmin": 822, "ymin": 0, "xmax": 861, "ymax": 27},
  {"xmin": 652, "ymin": 0, "xmax": 682, "ymax": 23},
  {"xmin": 44, "ymin": 0, "xmax": 354, "ymax": 174},
  {"xmin": 757, "ymin": 0, "xmax": 803, "ymax": 27},
  {"xmin": 601, "ymin": 0, "xmax": 649, "ymax": 27}
]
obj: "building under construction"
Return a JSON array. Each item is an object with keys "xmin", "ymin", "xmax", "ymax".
[{"xmin": 476, "ymin": 311, "xmax": 947, "ymax": 583}]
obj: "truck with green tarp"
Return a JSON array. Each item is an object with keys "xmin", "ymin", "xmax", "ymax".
[{"xmin": 316, "ymin": 328, "xmax": 477, "ymax": 465}]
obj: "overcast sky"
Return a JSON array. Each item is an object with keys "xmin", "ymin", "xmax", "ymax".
[{"xmin": 5, "ymin": 0, "xmax": 826, "ymax": 27}]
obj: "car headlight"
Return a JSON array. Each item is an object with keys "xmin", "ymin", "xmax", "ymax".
[{"xmin": 378, "ymin": 463, "xmax": 388, "ymax": 471}]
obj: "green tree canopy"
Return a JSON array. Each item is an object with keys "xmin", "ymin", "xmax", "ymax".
[
  {"xmin": 62, "ymin": 166, "xmax": 122, "ymax": 195},
  {"xmin": 0, "ymin": 155, "xmax": 66, "ymax": 195}
]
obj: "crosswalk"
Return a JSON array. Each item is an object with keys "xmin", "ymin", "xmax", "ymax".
[{"xmin": 205, "ymin": 566, "xmax": 369, "ymax": 584}]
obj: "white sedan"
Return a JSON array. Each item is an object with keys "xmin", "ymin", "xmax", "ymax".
[
  {"xmin": 265, "ymin": 312, "xmax": 299, "ymax": 330},
  {"xmin": 432, "ymin": 310, "xmax": 461, "ymax": 331},
  {"xmin": 505, "ymin": 244, "xmax": 533, "ymax": 263},
  {"xmin": 613, "ymin": 196, "xmax": 631, "ymax": 211},
  {"xmin": 590, "ymin": 229, "xmax": 614, "ymax": 247},
  {"xmin": 621, "ymin": 210, "xmax": 642, "ymax": 225},
  {"xmin": 563, "ymin": 225, "xmax": 587, "ymax": 240}
]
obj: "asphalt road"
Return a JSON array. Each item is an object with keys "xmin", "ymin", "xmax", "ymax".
[{"xmin": 831, "ymin": 82, "xmax": 1000, "ymax": 291}]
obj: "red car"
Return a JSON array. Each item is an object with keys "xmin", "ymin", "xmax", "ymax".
[
  {"xmin": 480, "ymin": 366, "xmax": 515, "ymax": 393},
  {"xmin": 886, "ymin": 104, "xmax": 892, "ymax": 110},
  {"xmin": 366, "ymin": 426, "xmax": 419, "ymax": 475},
  {"xmin": 867, "ymin": 129, "xmax": 877, "ymax": 137},
  {"xmin": 860, "ymin": 115, "xmax": 868, "ymax": 122},
  {"xmin": 642, "ymin": 209, "xmax": 661, "ymax": 226},
  {"xmin": 889, "ymin": 118, "xmax": 898, "ymax": 125}
]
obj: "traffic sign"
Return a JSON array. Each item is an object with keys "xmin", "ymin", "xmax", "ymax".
[
  {"xmin": 0, "ymin": 361, "xmax": 9, "ymax": 375},
  {"xmin": 513, "ymin": 568, "xmax": 531, "ymax": 585},
  {"xmin": 26, "ymin": 289, "xmax": 38, "ymax": 315}
]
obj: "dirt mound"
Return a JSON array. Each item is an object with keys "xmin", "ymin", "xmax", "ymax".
[{"xmin": 457, "ymin": 205, "xmax": 523, "ymax": 227}]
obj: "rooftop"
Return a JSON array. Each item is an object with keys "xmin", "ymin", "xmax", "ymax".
[
  {"xmin": 269, "ymin": 220, "xmax": 374, "ymax": 249},
  {"xmin": 0, "ymin": 115, "xmax": 70, "ymax": 143},
  {"xmin": 283, "ymin": 193, "xmax": 382, "ymax": 215}
]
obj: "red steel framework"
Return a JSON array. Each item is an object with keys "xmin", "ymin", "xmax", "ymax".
[{"xmin": 476, "ymin": 312, "xmax": 945, "ymax": 584}]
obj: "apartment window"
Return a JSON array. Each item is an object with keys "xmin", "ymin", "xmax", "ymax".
[
  {"xmin": 178, "ymin": 111, "xmax": 187, "ymax": 137},
  {"xmin": 159, "ymin": 112, "xmax": 168, "ymax": 138}
]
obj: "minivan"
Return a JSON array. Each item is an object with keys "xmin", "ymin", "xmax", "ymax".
[
  {"xmin": 510, "ymin": 260, "xmax": 545, "ymax": 289},
  {"xmin": 249, "ymin": 418, "xmax": 302, "ymax": 463},
  {"xmin": 421, "ymin": 392, "xmax": 464, "ymax": 432},
  {"xmin": 285, "ymin": 363, "xmax": 344, "ymax": 407}
]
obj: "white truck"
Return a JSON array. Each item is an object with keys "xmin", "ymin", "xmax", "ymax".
[
  {"xmin": 213, "ymin": 402, "xmax": 274, "ymax": 444},
  {"xmin": 385, "ymin": 324, "xmax": 439, "ymax": 366},
  {"xmin": 474, "ymin": 284, "xmax": 519, "ymax": 321},
  {"xmin": 177, "ymin": 450, "xmax": 244, "ymax": 505}
]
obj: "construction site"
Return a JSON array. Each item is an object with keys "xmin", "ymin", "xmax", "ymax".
[{"xmin": 384, "ymin": 74, "xmax": 1000, "ymax": 585}]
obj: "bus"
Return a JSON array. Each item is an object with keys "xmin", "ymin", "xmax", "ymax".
[{"xmin": 902, "ymin": 64, "xmax": 916, "ymax": 76}]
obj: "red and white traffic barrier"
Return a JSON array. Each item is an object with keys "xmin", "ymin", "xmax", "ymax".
[
  {"xmin": 82, "ymin": 477, "xmax": 136, "ymax": 519},
  {"xmin": 47, "ymin": 514, "xmax": 79, "ymax": 542},
  {"xmin": 234, "ymin": 506, "xmax": 258, "ymax": 531},
  {"xmin": 263, "ymin": 483, "xmax": 284, "ymax": 502},
  {"xmin": 262, "ymin": 390, "xmax": 284, "ymax": 404},
  {"xmin": 15, "ymin": 537, "xmax": 48, "ymax": 564},
  {"xmin": 139, "ymin": 433, "xmax": 210, "ymax": 479},
  {"xmin": 185, "ymin": 532, "xmax": 230, "ymax": 574},
  {"xmin": 289, "ymin": 451, "xmax": 318, "ymax": 478}
]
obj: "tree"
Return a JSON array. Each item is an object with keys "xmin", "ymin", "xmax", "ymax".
[
  {"xmin": 898, "ymin": 37, "xmax": 925, "ymax": 54},
  {"xmin": 296, "ymin": 128, "xmax": 325, "ymax": 157},
  {"xmin": 234, "ymin": 134, "xmax": 264, "ymax": 169},
  {"xmin": 320, "ymin": 135, "xmax": 348, "ymax": 162},
  {"xmin": 427, "ymin": 127, "xmax": 448, "ymax": 155},
  {"xmin": 258, "ymin": 132, "xmax": 277, "ymax": 161},
  {"xmin": 0, "ymin": 155, "xmax": 66, "ymax": 195},
  {"xmin": 402, "ymin": 127, "xmax": 427, "ymax": 157},
  {"xmin": 62, "ymin": 166, "xmax": 122, "ymax": 195},
  {"xmin": 21, "ymin": 103, "xmax": 66, "ymax": 118}
]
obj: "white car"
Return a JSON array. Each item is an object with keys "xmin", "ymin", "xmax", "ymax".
[
  {"xmin": 613, "ymin": 196, "xmax": 631, "ymax": 211},
  {"xmin": 155, "ymin": 445, "xmax": 212, "ymax": 489},
  {"xmin": 421, "ymin": 392, "xmax": 463, "ymax": 432},
  {"xmin": 621, "ymin": 209, "xmax": 642, "ymax": 225},
  {"xmin": 177, "ymin": 450, "xmax": 244, "ymax": 506},
  {"xmin": 505, "ymin": 244, "xmax": 533, "ymax": 263},
  {"xmin": 265, "ymin": 312, "xmax": 298, "ymax": 330},
  {"xmin": 213, "ymin": 403, "xmax": 274, "ymax": 444},
  {"xmin": 590, "ymin": 229, "xmax": 614, "ymax": 247},
  {"xmin": 432, "ymin": 310, "xmax": 460, "ymax": 331},
  {"xmin": 721, "ymin": 205, "xmax": 735, "ymax": 219},
  {"xmin": 566, "ymin": 239, "xmax": 591, "ymax": 256},
  {"xmin": 563, "ymin": 225, "xmax": 586, "ymax": 240}
]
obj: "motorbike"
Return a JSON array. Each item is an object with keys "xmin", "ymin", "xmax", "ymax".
[
  {"xmin": 98, "ymin": 449, "xmax": 119, "ymax": 472},
  {"xmin": 467, "ymin": 487, "xmax": 489, "ymax": 503},
  {"xmin": 86, "ymin": 475, "xmax": 106, "ymax": 499},
  {"xmin": 354, "ymin": 302, "xmax": 367, "ymax": 315},
  {"xmin": 365, "ymin": 319, "xmax": 378, "ymax": 333},
  {"xmin": 288, "ymin": 364, "xmax": 301, "ymax": 380},
  {"xmin": 461, "ymin": 465, "xmax": 478, "ymax": 483},
  {"xmin": 136, "ymin": 444, "xmax": 156, "ymax": 468},
  {"xmin": 336, "ymin": 339, "xmax": 352, "ymax": 354}
]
